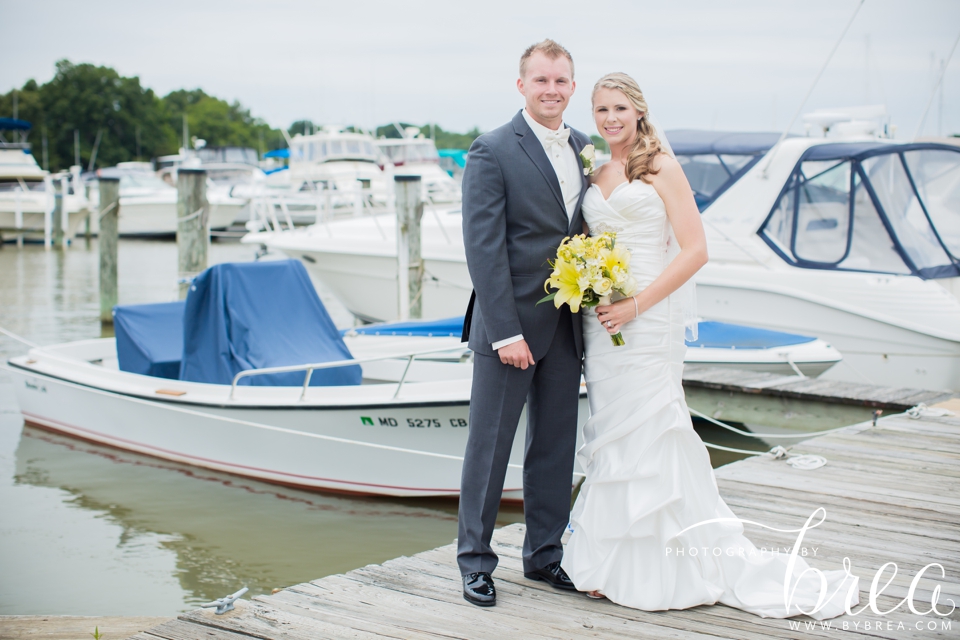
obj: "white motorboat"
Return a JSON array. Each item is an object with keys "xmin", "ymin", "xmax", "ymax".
[
  {"xmin": 157, "ymin": 146, "xmax": 265, "ymax": 225},
  {"xmin": 0, "ymin": 118, "xmax": 91, "ymax": 244},
  {"xmin": 259, "ymin": 127, "xmax": 389, "ymax": 223},
  {"xmin": 347, "ymin": 316, "xmax": 842, "ymax": 378},
  {"xmin": 244, "ymin": 206, "xmax": 468, "ymax": 322},
  {"xmin": 693, "ymin": 114, "xmax": 960, "ymax": 391},
  {"xmin": 247, "ymin": 116, "xmax": 960, "ymax": 391},
  {"xmin": 3, "ymin": 259, "xmax": 587, "ymax": 500},
  {"xmin": 377, "ymin": 127, "xmax": 461, "ymax": 203},
  {"xmin": 86, "ymin": 162, "xmax": 243, "ymax": 236}
]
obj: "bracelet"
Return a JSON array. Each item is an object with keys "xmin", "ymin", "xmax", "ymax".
[{"xmin": 633, "ymin": 295, "xmax": 639, "ymax": 318}]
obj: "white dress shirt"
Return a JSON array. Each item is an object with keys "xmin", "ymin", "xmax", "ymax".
[{"xmin": 492, "ymin": 109, "xmax": 582, "ymax": 351}]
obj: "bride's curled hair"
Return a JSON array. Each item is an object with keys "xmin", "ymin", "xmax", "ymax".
[{"xmin": 592, "ymin": 72, "xmax": 663, "ymax": 184}]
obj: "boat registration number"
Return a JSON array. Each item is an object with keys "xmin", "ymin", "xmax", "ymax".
[{"xmin": 360, "ymin": 416, "xmax": 468, "ymax": 428}]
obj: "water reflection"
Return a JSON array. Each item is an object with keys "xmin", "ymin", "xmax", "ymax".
[{"xmin": 12, "ymin": 424, "xmax": 523, "ymax": 611}]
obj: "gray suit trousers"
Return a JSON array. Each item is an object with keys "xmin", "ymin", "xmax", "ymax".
[{"xmin": 457, "ymin": 307, "xmax": 581, "ymax": 575}]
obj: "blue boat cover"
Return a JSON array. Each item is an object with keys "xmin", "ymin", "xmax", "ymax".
[
  {"xmin": 113, "ymin": 301, "xmax": 186, "ymax": 379},
  {"xmin": 348, "ymin": 316, "xmax": 465, "ymax": 337},
  {"xmin": 179, "ymin": 260, "xmax": 361, "ymax": 387},
  {"xmin": 350, "ymin": 317, "xmax": 816, "ymax": 350},
  {"xmin": 686, "ymin": 321, "xmax": 815, "ymax": 349},
  {"xmin": 0, "ymin": 117, "xmax": 31, "ymax": 131}
]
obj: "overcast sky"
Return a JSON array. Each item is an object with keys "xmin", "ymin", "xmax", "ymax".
[{"xmin": 2, "ymin": 0, "xmax": 958, "ymax": 139}]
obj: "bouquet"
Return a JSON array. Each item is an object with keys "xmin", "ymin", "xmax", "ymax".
[{"xmin": 539, "ymin": 232, "xmax": 636, "ymax": 346}]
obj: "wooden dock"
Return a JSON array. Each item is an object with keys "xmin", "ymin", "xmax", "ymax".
[
  {"xmin": 682, "ymin": 366, "xmax": 957, "ymax": 432},
  {"xmin": 133, "ymin": 403, "xmax": 960, "ymax": 639}
]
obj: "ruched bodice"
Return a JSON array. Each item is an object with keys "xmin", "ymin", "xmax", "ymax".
[
  {"xmin": 562, "ymin": 179, "xmax": 858, "ymax": 619},
  {"xmin": 583, "ymin": 181, "xmax": 671, "ymax": 283}
]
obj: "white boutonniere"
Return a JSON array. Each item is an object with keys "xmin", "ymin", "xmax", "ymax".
[{"xmin": 580, "ymin": 144, "xmax": 596, "ymax": 176}]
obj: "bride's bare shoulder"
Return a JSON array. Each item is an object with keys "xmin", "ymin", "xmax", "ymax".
[
  {"xmin": 649, "ymin": 154, "xmax": 685, "ymax": 187},
  {"xmin": 651, "ymin": 153, "xmax": 681, "ymax": 174}
]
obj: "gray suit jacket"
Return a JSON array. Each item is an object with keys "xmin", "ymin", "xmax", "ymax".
[{"xmin": 461, "ymin": 110, "xmax": 590, "ymax": 360}]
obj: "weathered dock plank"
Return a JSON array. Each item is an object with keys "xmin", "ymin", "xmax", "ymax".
[
  {"xmin": 134, "ymin": 406, "xmax": 960, "ymax": 639},
  {"xmin": 682, "ymin": 365, "xmax": 956, "ymax": 410}
]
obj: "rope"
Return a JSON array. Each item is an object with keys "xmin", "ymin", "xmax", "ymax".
[
  {"xmin": 0, "ymin": 326, "xmax": 41, "ymax": 350},
  {"xmin": 97, "ymin": 200, "xmax": 118, "ymax": 221},
  {"xmin": 906, "ymin": 403, "xmax": 956, "ymax": 419},
  {"xmin": 688, "ymin": 406, "xmax": 867, "ymax": 439},
  {"xmin": 422, "ymin": 268, "xmax": 473, "ymax": 291},
  {"xmin": 177, "ymin": 207, "xmax": 205, "ymax": 223}
]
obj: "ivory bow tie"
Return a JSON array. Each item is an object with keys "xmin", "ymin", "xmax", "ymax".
[{"xmin": 543, "ymin": 128, "xmax": 571, "ymax": 149}]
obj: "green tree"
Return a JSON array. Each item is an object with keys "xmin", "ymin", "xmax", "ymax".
[
  {"xmin": 162, "ymin": 89, "xmax": 278, "ymax": 153},
  {"xmin": 590, "ymin": 135, "xmax": 609, "ymax": 153},
  {"xmin": 0, "ymin": 60, "xmax": 176, "ymax": 171}
]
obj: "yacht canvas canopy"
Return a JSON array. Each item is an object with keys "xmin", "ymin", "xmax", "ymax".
[
  {"xmin": 758, "ymin": 142, "xmax": 960, "ymax": 279},
  {"xmin": 0, "ymin": 118, "xmax": 31, "ymax": 131},
  {"xmin": 667, "ymin": 130, "xmax": 782, "ymax": 211}
]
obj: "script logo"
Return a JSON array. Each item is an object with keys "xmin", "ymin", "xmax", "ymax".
[{"xmin": 675, "ymin": 508, "xmax": 955, "ymax": 619}]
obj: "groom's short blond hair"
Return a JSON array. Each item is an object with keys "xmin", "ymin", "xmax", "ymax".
[{"xmin": 520, "ymin": 39, "xmax": 574, "ymax": 80}]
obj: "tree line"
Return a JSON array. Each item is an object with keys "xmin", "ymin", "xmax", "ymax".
[{"xmin": 0, "ymin": 60, "xmax": 484, "ymax": 174}]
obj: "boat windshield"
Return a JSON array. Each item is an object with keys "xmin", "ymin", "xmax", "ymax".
[
  {"xmin": 206, "ymin": 166, "xmax": 256, "ymax": 185},
  {"xmin": 669, "ymin": 131, "xmax": 782, "ymax": 211},
  {"xmin": 379, "ymin": 141, "xmax": 440, "ymax": 165},
  {"xmin": 118, "ymin": 172, "xmax": 172, "ymax": 191},
  {"xmin": 758, "ymin": 143, "xmax": 960, "ymax": 279},
  {"xmin": 196, "ymin": 147, "xmax": 259, "ymax": 165},
  {"xmin": 0, "ymin": 178, "xmax": 45, "ymax": 192},
  {"xmin": 292, "ymin": 137, "xmax": 379, "ymax": 164}
]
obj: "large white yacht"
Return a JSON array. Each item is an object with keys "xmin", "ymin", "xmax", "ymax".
[
  {"xmin": 245, "ymin": 113, "xmax": 960, "ymax": 391},
  {"xmin": 0, "ymin": 118, "xmax": 90, "ymax": 243},
  {"xmin": 263, "ymin": 127, "xmax": 389, "ymax": 218},
  {"xmin": 377, "ymin": 127, "xmax": 461, "ymax": 203}
]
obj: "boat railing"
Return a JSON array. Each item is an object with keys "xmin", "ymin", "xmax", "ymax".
[{"xmin": 229, "ymin": 343, "xmax": 469, "ymax": 401}]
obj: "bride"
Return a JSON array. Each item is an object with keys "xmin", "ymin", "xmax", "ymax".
[{"xmin": 560, "ymin": 72, "xmax": 859, "ymax": 620}]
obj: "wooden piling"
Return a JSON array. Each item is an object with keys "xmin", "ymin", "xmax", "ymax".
[
  {"xmin": 177, "ymin": 169, "xmax": 209, "ymax": 300},
  {"xmin": 98, "ymin": 177, "xmax": 120, "ymax": 324},
  {"xmin": 51, "ymin": 182, "xmax": 65, "ymax": 249},
  {"xmin": 395, "ymin": 175, "xmax": 423, "ymax": 320}
]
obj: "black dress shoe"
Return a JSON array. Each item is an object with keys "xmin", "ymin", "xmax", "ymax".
[
  {"xmin": 524, "ymin": 561, "xmax": 576, "ymax": 590},
  {"xmin": 463, "ymin": 571, "xmax": 496, "ymax": 607}
]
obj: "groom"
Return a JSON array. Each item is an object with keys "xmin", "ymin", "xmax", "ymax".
[{"xmin": 458, "ymin": 39, "xmax": 590, "ymax": 607}]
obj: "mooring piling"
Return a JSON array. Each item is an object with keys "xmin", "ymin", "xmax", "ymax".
[
  {"xmin": 97, "ymin": 177, "xmax": 120, "ymax": 324},
  {"xmin": 177, "ymin": 168, "xmax": 209, "ymax": 300},
  {"xmin": 395, "ymin": 174, "xmax": 423, "ymax": 320}
]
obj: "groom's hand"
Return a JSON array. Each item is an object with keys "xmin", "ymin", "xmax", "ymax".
[{"xmin": 498, "ymin": 340, "xmax": 535, "ymax": 370}]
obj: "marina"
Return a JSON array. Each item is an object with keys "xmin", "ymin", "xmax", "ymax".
[
  {"xmin": 2, "ymin": 4, "xmax": 958, "ymax": 636},
  {"xmin": 125, "ymin": 404, "xmax": 960, "ymax": 639}
]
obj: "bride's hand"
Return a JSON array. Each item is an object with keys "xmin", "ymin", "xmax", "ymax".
[{"xmin": 595, "ymin": 297, "xmax": 640, "ymax": 335}]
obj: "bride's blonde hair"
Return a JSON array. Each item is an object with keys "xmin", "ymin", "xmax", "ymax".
[{"xmin": 592, "ymin": 72, "xmax": 663, "ymax": 184}]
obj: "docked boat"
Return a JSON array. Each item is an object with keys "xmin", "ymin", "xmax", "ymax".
[
  {"xmin": 86, "ymin": 162, "xmax": 244, "ymax": 236},
  {"xmin": 695, "ymin": 123, "xmax": 960, "ymax": 391},
  {"xmin": 247, "ymin": 117, "xmax": 960, "ymax": 391},
  {"xmin": 157, "ymin": 146, "xmax": 266, "ymax": 225},
  {"xmin": 0, "ymin": 118, "xmax": 91, "ymax": 244},
  {"xmin": 260, "ymin": 127, "xmax": 389, "ymax": 223},
  {"xmin": 377, "ymin": 128, "xmax": 461, "ymax": 203},
  {"xmin": 346, "ymin": 316, "xmax": 842, "ymax": 378},
  {"xmin": 5, "ymin": 259, "xmax": 585, "ymax": 499}
]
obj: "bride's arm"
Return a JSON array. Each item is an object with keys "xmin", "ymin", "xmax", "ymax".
[{"xmin": 595, "ymin": 156, "xmax": 707, "ymax": 333}]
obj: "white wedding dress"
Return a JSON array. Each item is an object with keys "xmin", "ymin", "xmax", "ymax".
[{"xmin": 561, "ymin": 180, "xmax": 859, "ymax": 619}]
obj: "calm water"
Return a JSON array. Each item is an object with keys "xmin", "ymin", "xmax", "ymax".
[{"xmin": 0, "ymin": 238, "xmax": 771, "ymax": 616}]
